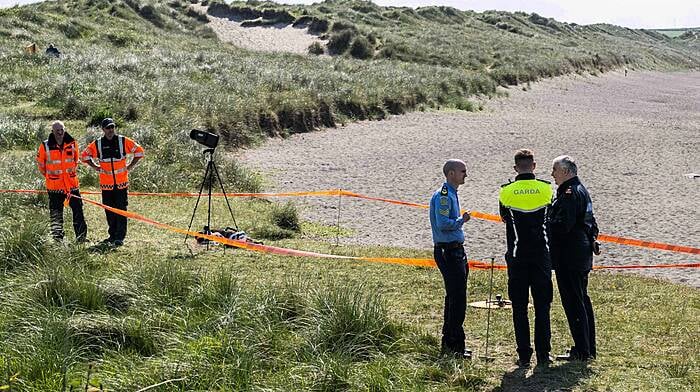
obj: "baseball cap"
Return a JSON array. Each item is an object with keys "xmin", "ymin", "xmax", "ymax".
[{"xmin": 101, "ymin": 118, "xmax": 116, "ymax": 128}]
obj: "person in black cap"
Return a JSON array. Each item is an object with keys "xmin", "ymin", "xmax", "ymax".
[{"xmin": 81, "ymin": 118, "xmax": 144, "ymax": 247}]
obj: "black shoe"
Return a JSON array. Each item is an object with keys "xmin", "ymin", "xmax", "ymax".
[
  {"xmin": 556, "ymin": 352, "xmax": 591, "ymax": 361},
  {"xmin": 441, "ymin": 348, "xmax": 472, "ymax": 360},
  {"xmin": 113, "ymin": 240, "xmax": 124, "ymax": 247},
  {"xmin": 101, "ymin": 237, "xmax": 114, "ymax": 244},
  {"xmin": 536, "ymin": 353, "xmax": 553, "ymax": 366},
  {"xmin": 515, "ymin": 358, "xmax": 531, "ymax": 368}
]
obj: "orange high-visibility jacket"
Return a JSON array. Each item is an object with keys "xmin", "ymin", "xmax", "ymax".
[
  {"xmin": 36, "ymin": 132, "xmax": 80, "ymax": 194},
  {"xmin": 81, "ymin": 135, "xmax": 144, "ymax": 190}
]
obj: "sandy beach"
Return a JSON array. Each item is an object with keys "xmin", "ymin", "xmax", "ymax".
[
  {"xmin": 241, "ymin": 71, "xmax": 700, "ymax": 287},
  {"xmin": 191, "ymin": 4, "xmax": 325, "ymax": 55}
]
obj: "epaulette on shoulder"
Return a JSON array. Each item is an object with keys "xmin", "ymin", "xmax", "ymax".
[
  {"xmin": 440, "ymin": 185, "xmax": 448, "ymax": 195},
  {"xmin": 500, "ymin": 179, "xmax": 513, "ymax": 188},
  {"xmin": 536, "ymin": 178, "xmax": 551, "ymax": 184}
]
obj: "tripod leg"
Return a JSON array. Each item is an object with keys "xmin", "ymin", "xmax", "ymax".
[
  {"xmin": 184, "ymin": 158, "xmax": 211, "ymax": 243},
  {"xmin": 206, "ymin": 160, "xmax": 214, "ymax": 251},
  {"xmin": 211, "ymin": 160, "xmax": 239, "ymax": 230},
  {"xmin": 484, "ymin": 257, "xmax": 495, "ymax": 361}
]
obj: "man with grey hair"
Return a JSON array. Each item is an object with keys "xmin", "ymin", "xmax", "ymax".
[
  {"xmin": 549, "ymin": 155, "xmax": 599, "ymax": 361},
  {"xmin": 429, "ymin": 159, "xmax": 472, "ymax": 358},
  {"xmin": 36, "ymin": 120, "xmax": 87, "ymax": 242}
]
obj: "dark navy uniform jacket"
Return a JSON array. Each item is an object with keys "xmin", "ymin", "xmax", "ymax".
[{"xmin": 548, "ymin": 176, "xmax": 599, "ymax": 271}]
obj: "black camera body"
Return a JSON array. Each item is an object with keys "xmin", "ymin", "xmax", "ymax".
[{"xmin": 190, "ymin": 129, "xmax": 219, "ymax": 149}]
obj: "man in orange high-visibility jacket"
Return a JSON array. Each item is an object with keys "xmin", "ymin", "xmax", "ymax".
[
  {"xmin": 81, "ymin": 118, "xmax": 144, "ymax": 247},
  {"xmin": 36, "ymin": 121, "xmax": 87, "ymax": 242}
]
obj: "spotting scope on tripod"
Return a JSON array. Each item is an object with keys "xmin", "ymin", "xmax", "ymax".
[{"xmin": 185, "ymin": 129, "xmax": 238, "ymax": 250}]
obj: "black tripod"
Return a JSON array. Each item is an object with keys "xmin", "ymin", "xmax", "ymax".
[{"xmin": 185, "ymin": 148, "xmax": 238, "ymax": 250}]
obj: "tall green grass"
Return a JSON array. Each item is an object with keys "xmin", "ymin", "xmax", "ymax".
[{"xmin": 0, "ymin": 182, "xmax": 698, "ymax": 391}]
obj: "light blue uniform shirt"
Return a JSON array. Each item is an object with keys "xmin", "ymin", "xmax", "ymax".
[{"xmin": 430, "ymin": 182, "xmax": 465, "ymax": 244}]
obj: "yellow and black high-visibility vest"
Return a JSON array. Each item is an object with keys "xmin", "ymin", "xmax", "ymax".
[{"xmin": 499, "ymin": 173, "xmax": 553, "ymax": 262}]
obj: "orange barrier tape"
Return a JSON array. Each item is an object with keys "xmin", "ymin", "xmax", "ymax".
[
  {"xmin": 0, "ymin": 189, "xmax": 343, "ymax": 198},
  {"xmin": 75, "ymin": 195, "xmax": 698, "ymax": 270},
  {"xmin": 595, "ymin": 234, "xmax": 700, "ymax": 255},
  {"xmin": 338, "ymin": 190, "xmax": 504, "ymax": 222},
  {"xmin": 0, "ymin": 189, "xmax": 341, "ymax": 197},
  {"xmin": 339, "ymin": 190, "xmax": 699, "ymax": 254},
  {"xmin": 76, "ymin": 195, "xmax": 503, "ymax": 270},
  {"xmin": 592, "ymin": 263, "xmax": 700, "ymax": 270},
  {"xmin": 2, "ymin": 188, "xmax": 698, "ymax": 256}
]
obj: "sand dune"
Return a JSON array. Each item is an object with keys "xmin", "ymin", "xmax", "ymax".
[
  {"xmin": 191, "ymin": 4, "xmax": 325, "ymax": 55},
  {"xmin": 241, "ymin": 71, "xmax": 700, "ymax": 288}
]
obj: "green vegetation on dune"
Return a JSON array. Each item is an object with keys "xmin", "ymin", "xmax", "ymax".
[
  {"xmin": 1, "ymin": 0, "xmax": 698, "ymax": 194},
  {"xmin": 214, "ymin": 0, "xmax": 699, "ymax": 83},
  {"xmin": 655, "ymin": 27, "xmax": 700, "ymax": 39},
  {"xmin": 1, "ymin": 0, "xmax": 499, "ymax": 192},
  {"xmin": 0, "ymin": 0, "xmax": 698, "ymax": 193},
  {"xmin": 1, "ymin": 0, "xmax": 698, "ymax": 160}
]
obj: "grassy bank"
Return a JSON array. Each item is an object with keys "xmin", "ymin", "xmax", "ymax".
[{"xmin": 0, "ymin": 187, "xmax": 698, "ymax": 391}]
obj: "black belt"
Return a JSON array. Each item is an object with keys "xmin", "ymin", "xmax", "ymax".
[{"xmin": 435, "ymin": 241, "xmax": 463, "ymax": 250}]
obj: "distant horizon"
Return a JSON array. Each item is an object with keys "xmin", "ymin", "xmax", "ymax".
[{"xmin": 1, "ymin": 0, "xmax": 699, "ymax": 29}]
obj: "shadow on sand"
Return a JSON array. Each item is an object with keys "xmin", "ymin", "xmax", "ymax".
[{"xmin": 492, "ymin": 361, "xmax": 592, "ymax": 392}]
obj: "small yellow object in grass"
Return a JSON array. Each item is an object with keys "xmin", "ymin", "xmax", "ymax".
[{"xmin": 469, "ymin": 295, "xmax": 531, "ymax": 309}]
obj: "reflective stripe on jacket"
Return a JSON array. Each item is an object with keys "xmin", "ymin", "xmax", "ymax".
[
  {"xmin": 36, "ymin": 132, "xmax": 80, "ymax": 193},
  {"xmin": 81, "ymin": 135, "xmax": 144, "ymax": 190},
  {"xmin": 499, "ymin": 173, "xmax": 553, "ymax": 263}
]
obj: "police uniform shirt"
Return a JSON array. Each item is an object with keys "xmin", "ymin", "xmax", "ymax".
[{"xmin": 429, "ymin": 182, "xmax": 465, "ymax": 244}]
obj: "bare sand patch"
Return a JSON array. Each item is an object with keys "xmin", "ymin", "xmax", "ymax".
[
  {"xmin": 191, "ymin": 4, "xmax": 324, "ymax": 55},
  {"xmin": 240, "ymin": 71, "xmax": 700, "ymax": 287}
]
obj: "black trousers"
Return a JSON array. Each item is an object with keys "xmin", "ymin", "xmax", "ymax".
[
  {"xmin": 507, "ymin": 260, "xmax": 552, "ymax": 361},
  {"xmin": 48, "ymin": 190, "xmax": 87, "ymax": 241},
  {"xmin": 555, "ymin": 268, "xmax": 596, "ymax": 359},
  {"xmin": 102, "ymin": 188, "xmax": 128, "ymax": 242},
  {"xmin": 434, "ymin": 244, "xmax": 468, "ymax": 353}
]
